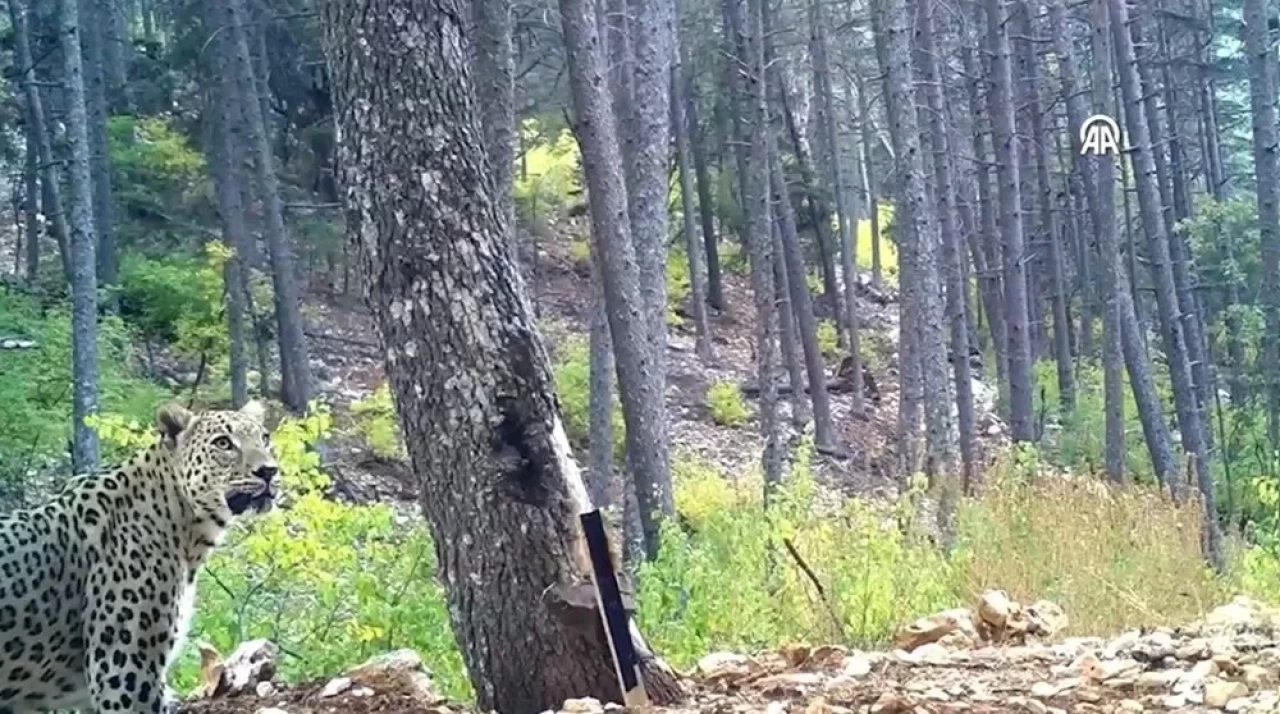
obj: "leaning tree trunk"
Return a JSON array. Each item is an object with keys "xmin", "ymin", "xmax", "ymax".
[
  {"xmin": 60, "ymin": 0, "xmax": 100, "ymax": 474},
  {"xmin": 319, "ymin": 2, "xmax": 682, "ymax": 711},
  {"xmin": 472, "ymin": 0, "xmax": 515, "ymax": 237},
  {"xmin": 1109, "ymin": 0, "xmax": 1222, "ymax": 569},
  {"xmin": 671, "ymin": 66, "xmax": 713, "ymax": 361},
  {"xmin": 563, "ymin": 0, "xmax": 674, "ymax": 559}
]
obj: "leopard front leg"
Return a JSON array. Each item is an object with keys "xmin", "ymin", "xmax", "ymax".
[{"xmin": 84, "ymin": 563, "xmax": 181, "ymax": 714}]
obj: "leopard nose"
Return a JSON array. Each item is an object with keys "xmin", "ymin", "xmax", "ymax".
[{"xmin": 254, "ymin": 464, "xmax": 279, "ymax": 483}]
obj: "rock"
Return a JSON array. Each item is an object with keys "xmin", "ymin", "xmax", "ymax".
[
  {"xmin": 870, "ymin": 693, "xmax": 910, "ymax": 714},
  {"xmin": 344, "ymin": 648, "xmax": 435, "ymax": 702},
  {"xmin": 255, "ymin": 681, "xmax": 276, "ymax": 697},
  {"xmin": 1116, "ymin": 700, "xmax": 1144, "ymax": 713},
  {"xmin": 1137, "ymin": 670, "xmax": 1181, "ymax": 692},
  {"xmin": 1030, "ymin": 682, "xmax": 1058, "ymax": 698},
  {"xmin": 1204, "ymin": 680, "xmax": 1250, "ymax": 708},
  {"xmin": 1205, "ymin": 597, "xmax": 1261, "ymax": 629},
  {"xmin": 842, "ymin": 655, "xmax": 874, "ymax": 677},
  {"xmin": 254, "ymin": 708, "xmax": 289, "ymax": 714},
  {"xmin": 1161, "ymin": 695, "xmax": 1187, "ymax": 709},
  {"xmin": 756, "ymin": 671, "xmax": 824, "ymax": 696},
  {"xmin": 979, "ymin": 590, "xmax": 1015, "ymax": 630},
  {"xmin": 199, "ymin": 639, "xmax": 279, "ymax": 699},
  {"xmin": 1026, "ymin": 601, "xmax": 1068, "ymax": 639},
  {"xmin": 1134, "ymin": 632, "xmax": 1176, "ymax": 661},
  {"xmin": 319, "ymin": 677, "xmax": 352, "ymax": 698},
  {"xmin": 561, "ymin": 697, "xmax": 604, "ymax": 714},
  {"xmin": 697, "ymin": 652, "xmax": 756, "ymax": 683},
  {"xmin": 895, "ymin": 608, "xmax": 978, "ymax": 651},
  {"xmin": 1224, "ymin": 698, "xmax": 1250, "ymax": 713},
  {"xmin": 1019, "ymin": 698, "xmax": 1049, "ymax": 714},
  {"xmin": 1241, "ymin": 664, "xmax": 1275, "ymax": 689}
]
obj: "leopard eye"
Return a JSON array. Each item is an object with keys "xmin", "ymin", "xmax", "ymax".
[{"xmin": 212, "ymin": 435, "xmax": 235, "ymax": 450}]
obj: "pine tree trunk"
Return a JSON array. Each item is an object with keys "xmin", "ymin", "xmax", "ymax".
[
  {"xmin": 671, "ymin": 66, "xmax": 713, "ymax": 361},
  {"xmin": 472, "ymin": 0, "xmax": 515, "ymax": 236},
  {"xmin": 562, "ymin": 0, "xmax": 674, "ymax": 559},
  {"xmin": 221, "ymin": 0, "xmax": 313, "ymax": 413},
  {"xmin": 856, "ymin": 74, "xmax": 883, "ymax": 291},
  {"xmin": 320, "ymin": 2, "xmax": 683, "ymax": 709},
  {"xmin": 678, "ymin": 19, "xmax": 724, "ymax": 311},
  {"xmin": 80, "ymin": 0, "xmax": 118, "ymax": 298},
  {"xmin": 23, "ymin": 125, "xmax": 39, "ymax": 284},
  {"xmin": 983, "ymin": 0, "xmax": 1035, "ymax": 443},
  {"xmin": 915, "ymin": 0, "xmax": 966, "ymax": 530},
  {"xmin": 1243, "ymin": 0, "xmax": 1280, "ymax": 449},
  {"xmin": 773, "ymin": 216, "xmax": 810, "ymax": 429},
  {"xmin": 588, "ymin": 249, "xmax": 616, "ymax": 509},
  {"xmin": 1012, "ymin": 0, "xmax": 1074, "ymax": 413},
  {"xmin": 12, "ymin": 0, "xmax": 70, "ymax": 284},
  {"xmin": 1110, "ymin": 0, "xmax": 1221, "ymax": 567},
  {"xmin": 61, "ymin": 0, "xmax": 100, "ymax": 474}
]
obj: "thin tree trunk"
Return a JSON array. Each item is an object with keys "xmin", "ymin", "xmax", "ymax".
[
  {"xmin": 587, "ymin": 251, "xmax": 615, "ymax": 510},
  {"xmin": 984, "ymin": 0, "xmax": 1035, "ymax": 443},
  {"xmin": 23, "ymin": 122, "xmax": 39, "ymax": 284},
  {"xmin": 769, "ymin": 140, "xmax": 836, "ymax": 448},
  {"xmin": 917, "ymin": 0, "xmax": 972, "ymax": 500},
  {"xmin": 12, "ymin": 0, "xmax": 70, "ymax": 284},
  {"xmin": 1244, "ymin": 0, "xmax": 1280, "ymax": 449},
  {"xmin": 221, "ymin": 0, "xmax": 314, "ymax": 413},
  {"xmin": 81, "ymin": 0, "xmax": 118, "ymax": 300},
  {"xmin": 1012, "ymin": 0, "xmax": 1074, "ymax": 413},
  {"xmin": 857, "ymin": 76, "xmax": 883, "ymax": 291},
  {"xmin": 671, "ymin": 66, "xmax": 713, "ymax": 361},
  {"xmin": 679, "ymin": 17, "xmax": 723, "ymax": 311},
  {"xmin": 773, "ymin": 216, "xmax": 809, "ymax": 429},
  {"xmin": 473, "ymin": 0, "xmax": 515, "ymax": 237},
  {"xmin": 840, "ymin": 72, "xmax": 865, "ymax": 417},
  {"xmin": 562, "ymin": 0, "xmax": 674, "ymax": 559},
  {"xmin": 1110, "ymin": 0, "xmax": 1222, "ymax": 568},
  {"xmin": 61, "ymin": 0, "xmax": 100, "ymax": 474},
  {"xmin": 319, "ymin": 3, "xmax": 682, "ymax": 708}
]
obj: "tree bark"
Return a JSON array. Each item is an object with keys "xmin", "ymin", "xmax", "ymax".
[
  {"xmin": 472, "ymin": 0, "xmax": 516, "ymax": 236},
  {"xmin": 23, "ymin": 124, "xmax": 39, "ymax": 284},
  {"xmin": 884, "ymin": 0, "xmax": 955, "ymax": 478},
  {"xmin": 221, "ymin": 0, "xmax": 314, "ymax": 413},
  {"xmin": 1244, "ymin": 0, "xmax": 1280, "ymax": 449},
  {"xmin": 857, "ymin": 73, "xmax": 883, "ymax": 291},
  {"xmin": 1012, "ymin": 1, "xmax": 1074, "ymax": 414},
  {"xmin": 561, "ymin": 0, "xmax": 674, "ymax": 559},
  {"xmin": 671, "ymin": 67, "xmax": 713, "ymax": 361},
  {"xmin": 61, "ymin": 0, "xmax": 101, "ymax": 474},
  {"xmin": 677, "ymin": 11, "xmax": 723, "ymax": 311},
  {"xmin": 80, "ymin": 0, "xmax": 118, "ymax": 298},
  {"xmin": 983, "ymin": 0, "xmax": 1035, "ymax": 443},
  {"xmin": 320, "ymin": 2, "xmax": 683, "ymax": 710},
  {"xmin": 917, "ymin": 0, "xmax": 972, "ymax": 503}
]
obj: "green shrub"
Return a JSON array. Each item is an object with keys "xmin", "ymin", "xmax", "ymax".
[
  {"xmin": 706, "ymin": 381, "xmax": 750, "ymax": 427},
  {"xmin": 552, "ymin": 337, "xmax": 625, "ymax": 458},
  {"xmin": 817, "ymin": 319, "xmax": 841, "ymax": 360},
  {"xmin": 0, "ymin": 291, "xmax": 170, "ymax": 484},
  {"xmin": 351, "ymin": 383, "xmax": 406, "ymax": 461},
  {"xmin": 667, "ymin": 249, "xmax": 692, "ymax": 326},
  {"xmin": 514, "ymin": 119, "xmax": 581, "ymax": 220},
  {"xmin": 117, "ymin": 243, "xmax": 231, "ymax": 361}
]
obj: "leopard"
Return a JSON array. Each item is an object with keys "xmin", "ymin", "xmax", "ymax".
[{"xmin": 0, "ymin": 401, "xmax": 279, "ymax": 714}]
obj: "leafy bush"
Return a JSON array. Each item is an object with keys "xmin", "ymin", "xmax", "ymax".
[
  {"xmin": 0, "ymin": 291, "xmax": 170, "ymax": 485},
  {"xmin": 860, "ymin": 203, "xmax": 899, "ymax": 279},
  {"xmin": 351, "ymin": 383, "xmax": 405, "ymax": 461},
  {"xmin": 108, "ymin": 114, "xmax": 212, "ymax": 246},
  {"xmin": 706, "ymin": 381, "xmax": 750, "ymax": 427},
  {"xmin": 817, "ymin": 319, "xmax": 841, "ymax": 360},
  {"xmin": 552, "ymin": 337, "xmax": 625, "ymax": 458},
  {"xmin": 667, "ymin": 248, "xmax": 692, "ymax": 326},
  {"xmin": 515, "ymin": 119, "xmax": 581, "ymax": 220},
  {"xmin": 117, "ymin": 242, "xmax": 232, "ymax": 361}
]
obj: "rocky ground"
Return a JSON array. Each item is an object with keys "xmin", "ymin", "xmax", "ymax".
[{"xmin": 184, "ymin": 597, "xmax": 1280, "ymax": 714}]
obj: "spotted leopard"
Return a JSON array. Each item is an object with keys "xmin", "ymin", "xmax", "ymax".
[{"xmin": 0, "ymin": 401, "xmax": 277, "ymax": 714}]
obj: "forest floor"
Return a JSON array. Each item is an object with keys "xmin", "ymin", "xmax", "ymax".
[{"xmin": 183, "ymin": 596, "xmax": 1280, "ymax": 714}]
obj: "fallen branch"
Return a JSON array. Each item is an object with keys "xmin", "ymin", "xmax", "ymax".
[{"xmin": 781, "ymin": 537, "xmax": 848, "ymax": 643}]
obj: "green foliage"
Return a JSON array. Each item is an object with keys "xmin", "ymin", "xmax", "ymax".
[
  {"xmin": 108, "ymin": 114, "xmax": 211, "ymax": 244},
  {"xmin": 816, "ymin": 319, "xmax": 841, "ymax": 360},
  {"xmin": 857, "ymin": 203, "xmax": 898, "ymax": 278},
  {"xmin": 514, "ymin": 119, "xmax": 581, "ymax": 220},
  {"xmin": 667, "ymin": 248, "xmax": 692, "ymax": 326},
  {"xmin": 351, "ymin": 384, "xmax": 406, "ymax": 461},
  {"xmin": 1031, "ymin": 359, "xmax": 1162, "ymax": 486},
  {"xmin": 706, "ymin": 381, "xmax": 750, "ymax": 427},
  {"xmin": 0, "ymin": 291, "xmax": 169, "ymax": 482},
  {"xmin": 552, "ymin": 336, "xmax": 625, "ymax": 457},
  {"xmin": 117, "ymin": 243, "xmax": 231, "ymax": 361},
  {"xmin": 170, "ymin": 406, "xmax": 471, "ymax": 700}
]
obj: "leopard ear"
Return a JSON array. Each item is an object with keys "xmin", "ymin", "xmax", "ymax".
[
  {"xmin": 156, "ymin": 403, "xmax": 194, "ymax": 449},
  {"xmin": 239, "ymin": 399, "xmax": 266, "ymax": 424}
]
